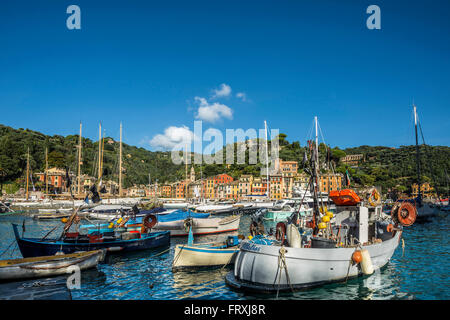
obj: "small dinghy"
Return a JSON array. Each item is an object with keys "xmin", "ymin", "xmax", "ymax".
[
  {"xmin": 172, "ymin": 226, "xmax": 242, "ymax": 271},
  {"xmin": 0, "ymin": 250, "xmax": 105, "ymax": 281}
]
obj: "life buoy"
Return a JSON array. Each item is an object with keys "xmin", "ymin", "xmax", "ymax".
[
  {"xmin": 369, "ymin": 188, "xmax": 381, "ymax": 206},
  {"xmin": 142, "ymin": 214, "xmax": 157, "ymax": 233},
  {"xmin": 275, "ymin": 222, "xmax": 286, "ymax": 244},
  {"xmin": 397, "ymin": 202, "xmax": 417, "ymax": 226}
]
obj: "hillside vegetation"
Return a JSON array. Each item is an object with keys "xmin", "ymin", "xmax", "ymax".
[{"xmin": 0, "ymin": 124, "xmax": 449, "ymax": 197}]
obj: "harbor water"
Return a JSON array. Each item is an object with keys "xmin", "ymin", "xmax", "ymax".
[{"xmin": 0, "ymin": 212, "xmax": 448, "ymax": 300}]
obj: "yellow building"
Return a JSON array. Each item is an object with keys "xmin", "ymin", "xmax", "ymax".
[
  {"xmin": 269, "ymin": 174, "xmax": 283, "ymax": 200},
  {"xmin": 319, "ymin": 173, "xmax": 343, "ymax": 194},
  {"xmin": 411, "ymin": 182, "xmax": 435, "ymax": 198}
]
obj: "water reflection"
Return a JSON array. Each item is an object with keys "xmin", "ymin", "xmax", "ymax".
[{"xmin": 0, "ymin": 211, "xmax": 448, "ymax": 300}]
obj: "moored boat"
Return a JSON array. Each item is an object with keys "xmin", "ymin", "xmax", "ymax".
[
  {"xmin": 226, "ymin": 117, "xmax": 415, "ymax": 293},
  {"xmin": 12, "ymin": 223, "xmax": 170, "ymax": 258},
  {"xmin": 153, "ymin": 214, "xmax": 241, "ymax": 237},
  {"xmin": 0, "ymin": 250, "xmax": 105, "ymax": 281},
  {"xmin": 172, "ymin": 235, "xmax": 242, "ymax": 271}
]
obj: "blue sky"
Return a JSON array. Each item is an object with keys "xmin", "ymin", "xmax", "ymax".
[{"xmin": 0, "ymin": 0, "xmax": 449, "ymax": 151}]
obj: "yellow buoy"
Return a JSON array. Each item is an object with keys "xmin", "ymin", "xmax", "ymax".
[
  {"xmin": 61, "ymin": 218, "xmax": 68, "ymax": 223},
  {"xmin": 322, "ymin": 215, "xmax": 330, "ymax": 223},
  {"xmin": 248, "ymin": 235, "xmax": 253, "ymax": 240},
  {"xmin": 326, "ymin": 211, "xmax": 334, "ymax": 218},
  {"xmin": 116, "ymin": 218, "xmax": 123, "ymax": 224},
  {"xmin": 108, "ymin": 223, "xmax": 114, "ymax": 229},
  {"xmin": 318, "ymin": 222, "xmax": 327, "ymax": 229}
]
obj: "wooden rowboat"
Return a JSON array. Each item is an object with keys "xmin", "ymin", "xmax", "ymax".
[
  {"xmin": 172, "ymin": 235, "xmax": 242, "ymax": 271},
  {"xmin": 0, "ymin": 250, "xmax": 106, "ymax": 281}
]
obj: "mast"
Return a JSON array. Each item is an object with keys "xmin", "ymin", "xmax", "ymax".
[
  {"xmin": 414, "ymin": 105, "xmax": 422, "ymax": 202},
  {"xmin": 119, "ymin": 122, "xmax": 123, "ymax": 197},
  {"xmin": 185, "ymin": 143, "xmax": 188, "ymax": 200},
  {"xmin": 45, "ymin": 147, "xmax": 48, "ymax": 196},
  {"xmin": 264, "ymin": 120, "xmax": 270, "ymax": 200},
  {"xmin": 77, "ymin": 122, "xmax": 82, "ymax": 195},
  {"xmin": 315, "ymin": 116, "xmax": 319, "ymax": 165},
  {"xmin": 100, "ymin": 129, "xmax": 105, "ymax": 183},
  {"xmin": 98, "ymin": 123, "xmax": 102, "ymax": 184},
  {"xmin": 26, "ymin": 147, "xmax": 30, "ymax": 200}
]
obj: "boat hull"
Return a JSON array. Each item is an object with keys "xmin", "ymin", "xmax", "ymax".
[
  {"xmin": 172, "ymin": 243, "xmax": 239, "ymax": 270},
  {"xmin": 226, "ymin": 231, "xmax": 402, "ymax": 293},
  {"xmin": 153, "ymin": 215, "xmax": 240, "ymax": 237},
  {"xmin": 0, "ymin": 250, "xmax": 105, "ymax": 281},
  {"xmin": 12, "ymin": 224, "xmax": 170, "ymax": 258}
]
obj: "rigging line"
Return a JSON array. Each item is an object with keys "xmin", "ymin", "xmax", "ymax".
[{"xmin": 418, "ymin": 120, "xmax": 441, "ymax": 198}]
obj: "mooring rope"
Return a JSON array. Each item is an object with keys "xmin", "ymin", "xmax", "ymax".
[{"xmin": 274, "ymin": 246, "xmax": 294, "ymax": 299}]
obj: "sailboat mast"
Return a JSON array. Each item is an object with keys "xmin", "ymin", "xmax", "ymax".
[
  {"xmin": 185, "ymin": 143, "xmax": 188, "ymax": 200},
  {"xmin": 414, "ymin": 105, "xmax": 422, "ymax": 201},
  {"xmin": 119, "ymin": 122, "xmax": 123, "ymax": 197},
  {"xmin": 98, "ymin": 123, "xmax": 102, "ymax": 183},
  {"xmin": 100, "ymin": 129, "xmax": 105, "ymax": 181},
  {"xmin": 26, "ymin": 147, "xmax": 30, "ymax": 200},
  {"xmin": 77, "ymin": 122, "xmax": 82, "ymax": 195},
  {"xmin": 315, "ymin": 116, "xmax": 319, "ymax": 167},
  {"xmin": 45, "ymin": 147, "xmax": 48, "ymax": 196},
  {"xmin": 264, "ymin": 120, "xmax": 270, "ymax": 200}
]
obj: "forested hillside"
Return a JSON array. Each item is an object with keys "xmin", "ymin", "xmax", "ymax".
[{"xmin": 0, "ymin": 124, "xmax": 449, "ymax": 197}]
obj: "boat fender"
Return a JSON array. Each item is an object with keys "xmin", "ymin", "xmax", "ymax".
[
  {"xmin": 286, "ymin": 224, "xmax": 302, "ymax": 248},
  {"xmin": 352, "ymin": 250, "xmax": 362, "ymax": 264},
  {"xmin": 107, "ymin": 247, "xmax": 123, "ymax": 252},
  {"xmin": 386, "ymin": 224, "xmax": 394, "ymax": 233},
  {"xmin": 360, "ymin": 249, "xmax": 374, "ymax": 275}
]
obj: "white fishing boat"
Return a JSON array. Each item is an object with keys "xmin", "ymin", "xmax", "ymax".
[
  {"xmin": 163, "ymin": 201, "xmax": 189, "ymax": 209},
  {"xmin": 153, "ymin": 215, "xmax": 241, "ymax": 236},
  {"xmin": 172, "ymin": 235, "xmax": 242, "ymax": 271},
  {"xmin": 226, "ymin": 116, "xmax": 416, "ymax": 293},
  {"xmin": 0, "ymin": 250, "xmax": 105, "ymax": 281},
  {"xmin": 84, "ymin": 204, "xmax": 132, "ymax": 220},
  {"xmin": 193, "ymin": 204, "xmax": 235, "ymax": 214}
]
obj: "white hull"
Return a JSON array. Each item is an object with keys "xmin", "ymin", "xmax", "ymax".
[
  {"xmin": 227, "ymin": 231, "xmax": 402, "ymax": 292},
  {"xmin": 172, "ymin": 242, "xmax": 239, "ymax": 270},
  {"xmin": 153, "ymin": 215, "xmax": 240, "ymax": 236},
  {"xmin": 0, "ymin": 250, "xmax": 105, "ymax": 281},
  {"xmin": 163, "ymin": 202, "xmax": 189, "ymax": 209}
]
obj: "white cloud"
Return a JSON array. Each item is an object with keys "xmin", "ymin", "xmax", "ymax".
[
  {"xmin": 194, "ymin": 96, "xmax": 233, "ymax": 123},
  {"xmin": 149, "ymin": 126, "xmax": 197, "ymax": 150},
  {"xmin": 236, "ymin": 92, "xmax": 247, "ymax": 102},
  {"xmin": 212, "ymin": 83, "xmax": 232, "ymax": 98}
]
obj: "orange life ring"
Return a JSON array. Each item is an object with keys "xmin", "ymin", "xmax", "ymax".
[
  {"xmin": 142, "ymin": 214, "xmax": 157, "ymax": 233},
  {"xmin": 397, "ymin": 202, "xmax": 417, "ymax": 226}
]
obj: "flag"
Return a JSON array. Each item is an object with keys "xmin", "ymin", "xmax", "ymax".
[{"xmin": 345, "ymin": 170, "xmax": 351, "ymax": 186}]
